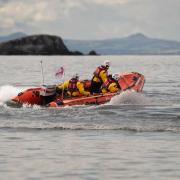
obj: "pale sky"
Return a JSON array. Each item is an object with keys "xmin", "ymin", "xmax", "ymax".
[{"xmin": 0, "ymin": 0, "xmax": 179, "ymax": 40}]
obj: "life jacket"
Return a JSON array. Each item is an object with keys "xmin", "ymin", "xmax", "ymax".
[
  {"xmin": 81, "ymin": 80, "xmax": 91, "ymax": 90},
  {"xmin": 101, "ymin": 78, "xmax": 114, "ymax": 90},
  {"xmin": 68, "ymin": 78, "xmax": 78, "ymax": 93},
  {"xmin": 93, "ymin": 66, "xmax": 107, "ymax": 79},
  {"xmin": 102, "ymin": 76, "xmax": 120, "ymax": 90}
]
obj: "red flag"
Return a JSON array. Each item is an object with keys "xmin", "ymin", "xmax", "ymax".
[{"xmin": 55, "ymin": 67, "xmax": 65, "ymax": 78}]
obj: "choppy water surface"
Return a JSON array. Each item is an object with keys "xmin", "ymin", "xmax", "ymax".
[{"xmin": 0, "ymin": 56, "xmax": 180, "ymax": 179}]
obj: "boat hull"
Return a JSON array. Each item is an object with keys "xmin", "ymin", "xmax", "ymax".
[{"xmin": 47, "ymin": 93, "xmax": 116, "ymax": 108}]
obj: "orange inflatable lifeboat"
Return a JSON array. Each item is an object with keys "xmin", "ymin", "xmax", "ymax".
[{"xmin": 10, "ymin": 72, "xmax": 145, "ymax": 108}]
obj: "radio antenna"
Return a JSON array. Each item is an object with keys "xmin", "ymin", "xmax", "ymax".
[{"xmin": 40, "ymin": 60, "xmax": 45, "ymax": 85}]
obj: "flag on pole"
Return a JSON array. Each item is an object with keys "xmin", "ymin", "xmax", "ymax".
[{"xmin": 55, "ymin": 66, "xmax": 65, "ymax": 78}]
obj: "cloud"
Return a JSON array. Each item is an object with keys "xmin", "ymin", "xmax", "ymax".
[
  {"xmin": 0, "ymin": 0, "xmax": 131, "ymax": 27},
  {"xmin": 0, "ymin": 0, "xmax": 10, "ymax": 4},
  {"xmin": 90, "ymin": 0, "xmax": 131, "ymax": 5},
  {"xmin": 0, "ymin": 0, "xmax": 180, "ymax": 41},
  {"xmin": 0, "ymin": 1, "xmax": 58, "ymax": 23},
  {"xmin": 0, "ymin": 0, "xmax": 85, "ymax": 25}
]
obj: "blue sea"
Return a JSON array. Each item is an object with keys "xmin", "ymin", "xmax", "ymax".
[{"xmin": 0, "ymin": 56, "xmax": 180, "ymax": 179}]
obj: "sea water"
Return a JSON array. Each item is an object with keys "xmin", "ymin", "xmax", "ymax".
[{"xmin": 0, "ymin": 56, "xmax": 180, "ymax": 179}]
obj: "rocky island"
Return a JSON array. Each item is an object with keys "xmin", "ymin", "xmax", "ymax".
[{"xmin": 0, "ymin": 34, "xmax": 87, "ymax": 55}]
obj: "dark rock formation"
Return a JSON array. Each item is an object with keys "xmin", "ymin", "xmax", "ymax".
[
  {"xmin": 88, "ymin": 50, "xmax": 98, "ymax": 55},
  {"xmin": 0, "ymin": 34, "xmax": 82, "ymax": 55},
  {"xmin": 71, "ymin": 51, "xmax": 84, "ymax": 55}
]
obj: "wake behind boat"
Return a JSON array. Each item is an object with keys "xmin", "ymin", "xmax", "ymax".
[{"xmin": 8, "ymin": 72, "xmax": 145, "ymax": 108}]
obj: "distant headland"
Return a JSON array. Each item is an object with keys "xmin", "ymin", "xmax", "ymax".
[
  {"xmin": 0, "ymin": 32, "xmax": 180, "ymax": 55},
  {"xmin": 0, "ymin": 34, "xmax": 97, "ymax": 55}
]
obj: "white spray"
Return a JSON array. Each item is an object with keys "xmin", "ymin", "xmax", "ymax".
[
  {"xmin": 109, "ymin": 90, "xmax": 151, "ymax": 105},
  {"xmin": 0, "ymin": 85, "xmax": 23, "ymax": 104}
]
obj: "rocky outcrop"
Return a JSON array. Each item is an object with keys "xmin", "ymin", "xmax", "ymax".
[
  {"xmin": 71, "ymin": 51, "xmax": 84, "ymax": 55},
  {"xmin": 0, "ymin": 34, "xmax": 82, "ymax": 55},
  {"xmin": 88, "ymin": 50, "xmax": 99, "ymax": 55}
]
